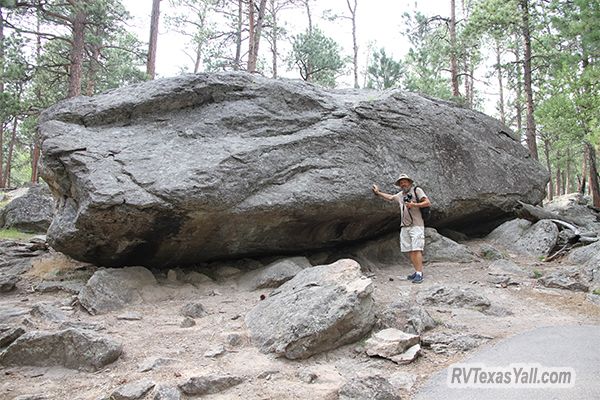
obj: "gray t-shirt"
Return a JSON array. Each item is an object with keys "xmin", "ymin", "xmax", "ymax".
[{"xmin": 392, "ymin": 186, "xmax": 427, "ymax": 227}]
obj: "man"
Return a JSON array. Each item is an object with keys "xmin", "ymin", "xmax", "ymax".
[{"xmin": 372, "ymin": 174, "xmax": 431, "ymax": 283}]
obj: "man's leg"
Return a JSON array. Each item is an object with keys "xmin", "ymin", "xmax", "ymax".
[{"xmin": 409, "ymin": 250, "xmax": 423, "ymax": 273}]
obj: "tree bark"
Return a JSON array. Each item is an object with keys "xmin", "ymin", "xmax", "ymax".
[
  {"xmin": 449, "ymin": 0, "xmax": 460, "ymax": 98},
  {"xmin": 495, "ymin": 40, "xmax": 506, "ymax": 125},
  {"xmin": 0, "ymin": 7, "xmax": 5, "ymax": 185},
  {"xmin": 86, "ymin": 26, "xmax": 101, "ymax": 95},
  {"xmin": 147, "ymin": 0, "xmax": 161, "ymax": 79},
  {"xmin": 234, "ymin": 0, "xmax": 243, "ymax": 70},
  {"xmin": 585, "ymin": 141, "xmax": 600, "ymax": 208},
  {"xmin": 67, "ymin": 1, "xmax": 87, "ymax": 98},
  {"xmin": 543, "ymin": 137, "xmax": 553, "ymax": 201},
  {"xmin": 247, "ymin": 0, "xmax": 267, "ymax": 72},
  {"xmin": 519, "ymin": 0, "xmax": 538, "ymax": 160},
  {"xmin": 2, "ymin": 116, "xmax": 18, "ymax": 188},
  {"xmin": 347, "ymin": 0, "xmax": 358, "ymax": 88}
]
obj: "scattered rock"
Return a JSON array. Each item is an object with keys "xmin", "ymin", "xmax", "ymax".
[
  {"xmin": 424, "ymin": 228, "xmax": 477, "ymax": 263},
  {"xmin": 375, "ymin": 299, "xmax": 436, "ymax": 334},
  {"xmin": 0, "ymin": 184, "xmax": 54, "ymax": 233},
  {"xmin": 117, "ymin": 312, "xmax": 143, "ymax": 321},
  {"xmin": 179, "ymin": 302, "xmax": 206, "ymax": 318},
  {"xmin": 137, "ymin": 357, "xmax": 178, "ymax": 373},
  {"xmin": 78, "ymin": 267, "xmax": 157, "ymax": 315},
  {"xmin": 487, "ymin": 219, "xmax": 559, "ymax": 258},
  {"xmin": 0, "ymin": 328, "xmax": 122, "ymax": 371},
  {"xmin": 245, "ymin": 259, "xmax": 375, "ymax": 359},
  {"xmin": 422, "ymin": 331, "xmax": 493, "ymax": 354},
  {"xmin": 180, "ymin": 317, "xmax": 196, "ymax": 328},
  {"xmin": 153, "ymin": 384, "xmax": 181, "ymax": 400},
  {"xmin": 479, "ymin": 244, "xmax": 505, "ymax": 260},
  {"xmin": 110, "ymin": 379, "xmax": 155, "ymax": 400},
  {"xmin": 204, "ymin": 345, "xmax": 226, "ymax": 358},
  {"xmin": 297, "ymin": 369, "xmax": 318, "ymax": 384},
  {"xmin": 0, "ymin": 325, "xmax": 25, "ymax": 348},
  {"xmin": 365, "ymin": 328, "xmax": 420, "ymax": 360},
  {"xmin": 238, "ymin": 256, "xmax": 311, "ymax": 290},
  {"xmin": 178, "ymin": 374, "xmax": 244, "ymax": 396},
  {"xmin": 420, "ymin": 285, "xmax": 491, "ymax": 311},
  {"xmin": 538, "ymin": 267, "xmax": 591, "ymax": 292},
  {"xmin": 0, "ymin": 275, "xmax": 18, "ymax": 292},
  {"xmin": 338, "ymin": 375, "xmax": 401, "ymax": 400}
]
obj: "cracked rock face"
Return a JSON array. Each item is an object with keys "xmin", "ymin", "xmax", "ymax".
[{"xmin": 39, "ymin": 72, "xmax": 548, "ymax": 267}]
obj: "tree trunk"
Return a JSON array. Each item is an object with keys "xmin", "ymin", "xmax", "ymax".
[
  {"xmin": 247, "ymin": 0, "xmax": 267, "ymax": 72},
  {"xmin": 305, "ymin": 0, "xmax": 313, "ymax": 33},
  {"xmin": 449, "ymin": 0, "xmax": 460, "ymax": 98},
  {"xmin": 0, "ymin": 7, "xmax": 5, "ymax": 185},
  {"xmin": 31, "ymin": 138, "xmax": 40, "ymax": 183},
  {"xmin": 67, "ymin": 1, "xmax": 87, "ymax": 98},
  {"xmin": 544, "ymin": 138, "xmax": 553, "ymax": 201},
  {"xmin": 3, "ymin": 117, "xmax": 18, "ymax": 188},
  {"xmin": 247, "ymin": 0, "xmax": 255, "ymax": 71},
  {"xmin": 580, "ymin": 155, "xmax": 587, "ymax": 194},
  {"xmin": 147, "ymin": 0, "xmax": 161, "ymax": 79},
  {"xmin": 495, "ymin": 40, "xmax": 506, "ymax": 125},
  {"xmin": 585, "ymin": 141, "xmax": 600, "ymax": 208},
  {"xmin": 86, "ymin": 26, "xmax": 101, "ymax": 95},
  {"xmin": 347, "ymin": 0, "xmax": 359, "ymax": 88},
  {"xmin": 269, "ymin": 0, "xmax": 278, "ymax": 78},
  {"xmin": 555, "ymin": 158, "xmax": 561, "ymax": 197},
  {"xmin": 513, "ymin": 33, "xmax": 523, "ymax": 142},
  {"xmin": 519, "ymin": 0, "xmax": 538, "ymax": 160},
  {"xmin": 234, "ymin": 0, "xmax": 243, "ymax": 70}
]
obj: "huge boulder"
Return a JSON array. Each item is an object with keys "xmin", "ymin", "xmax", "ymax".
[{"xmin": 39, "ymin": 72, "xmax": 548, "ymax": 267}]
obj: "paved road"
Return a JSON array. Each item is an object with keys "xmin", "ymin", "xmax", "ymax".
[{"xmin": 413, "ymin": 325, "xmax": 600, "ymax": 400}]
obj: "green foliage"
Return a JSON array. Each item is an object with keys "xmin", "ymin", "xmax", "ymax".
[
  {"xmin": 289, "ymin": 27, "xmax": 345, "ymax": 87},
  {"xmin": 400, "ymin": 12, "xmax": 453, "ymax": 101},
  {"xmin": 0, "ymin": 227, "xmax": 36, "ymax": 240},
  {"xmin": 366, "ymin": 48, "xmax": 404, "ymax": 90}
]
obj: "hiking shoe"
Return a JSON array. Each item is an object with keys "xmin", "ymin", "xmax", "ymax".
[
  {"xmin": 407, "ymin": 272, "xmax": 417, "ymax": 280},
  {"xmin": 411, "ymin": 274, "xmax": 424, "ymax": 284}
]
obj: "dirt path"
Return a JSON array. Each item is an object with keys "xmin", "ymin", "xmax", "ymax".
[{"xmin": 1, "ymin": 241, "xmax": 599, "ymax": 400}]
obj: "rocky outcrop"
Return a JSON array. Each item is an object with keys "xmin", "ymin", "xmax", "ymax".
[
  {"xmin": 39, "ymin": 72, "xmax": 548, "ymax": 267},
  {"xmin": 245, "ymin": 259, "xmax": 375, "ymax": 359}
]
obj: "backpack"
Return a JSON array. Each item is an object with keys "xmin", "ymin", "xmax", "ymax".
[{"xmin": 414, "ymin": 186, "xmax": 431, "ymax": 222}]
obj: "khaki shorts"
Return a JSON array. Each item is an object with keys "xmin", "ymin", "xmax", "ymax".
[{"xmin": 400, "ymin": 225, "xmax": 425, "ymax": 252}]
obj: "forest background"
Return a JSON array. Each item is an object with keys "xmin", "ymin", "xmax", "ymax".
[{"xmin": 0, "ymin": 0, "xmax": 599, "ymax": 206}]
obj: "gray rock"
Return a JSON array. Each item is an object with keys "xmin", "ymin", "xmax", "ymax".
[
  {"xmin": 110, "ymin": 379, "xmax": 155, "ymax": 400},
  {"xmin": 239, "ymin": 256, "xmax": 312, "ymax": 290},
  {"xmin": 538, "ymin": 267, "xmax": 591, "ymax": 292},
  {"xmin": 29, "ymin": 303, "xmax": 68, "ymax": 322},
  {"xmin": 180, "ymin": 317, "xmax": 196, "ymax": 328},
  {"xmin": 179, "ymin": 302, "xmax": 206, "ymax": 318},
  {"xmin": 181, "ymin": 271, "xmax": 212, "ymax": 285},
  {"xmin": 0, "ymin": 328, "xmax": 122, "ymax": 371},
  {"xmin": 245, "ymin": 259, "xmax": 375, "ymax": 359},
  {"xmin": 375, "ymin": 299, "xmax": 436, "ymax": 335},
  {"xmin": 0, "ymin": 184, "xmax": 54, "ymax": 233},
  {"xmin": 388, "ymin": 371, "xmax": 417, "ymax": 391},
  {"xmin": 78, "ymin": 267, "xmax": 157, "ymax": 315},
  {"xmin": 487, "ymin": 219, "xmax": 559, "ymax": 258},
  {"xmin": 116, "ymin": 312, "xmax": 143, "ymax": 320},
  {"xmin": 153, "ymin": 385, "xmax": 181, "ymax": 400},
  {"xmin": 422, "ymin": 331, "xmax": 493, "ymax": 354},
  {"xmin": 365, "ymin": 328, "xmax": 420, "ymax": 359},
  {"xmin": 420, "ymin": 285, "xmax": 491, "ymax": 310},
  {"xmin": 423, "ymin": 228, "xmax": 477, "ymax": 263},
  {"xmin": 568, "ymin": 240, "xmax": 600, "ymax": 268},
  {"xmin": 34, "ymin": 280, "xmax": 84, "ymax": 295},
  {"xmin": 0, "ymin": 325, "xmax": 25, "ymax": 348},
  {"xmin": 137, "ymin": 357, "xmax": 178, "ymax": 372},
  {"xmin": 38, "ymin": 72, "xmax": 548, "ymax": 267},
  {"xmin": 390, "ymin": 343, "xmax": 421, "ymax": 365},
  {"xmin": 178, "ymin": 374, "xmax": 244, "ymax": 395},
  {"xmin": 338, "ymin": 376, "xmax": 401, "ymax": 400},
  {"xmin": 487, "ymin": 259, "xmax": 528, "ymax": 276},
  {"xmin": 479, "ymin": 244, "xmax": 505, "ymax": 260},
  {"xmin": 0, "ymin": 274, "xmax": 18, "ymax": 292}
]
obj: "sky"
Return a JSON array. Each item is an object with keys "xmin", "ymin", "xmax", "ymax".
[{"xmin": 124, "ymin": 0, "xmax": 452, "ymax": 84}]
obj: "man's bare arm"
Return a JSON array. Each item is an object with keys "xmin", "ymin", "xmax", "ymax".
[{"xmin": 372, "ymin": 184, "xmax": 396, "ymax": 201}]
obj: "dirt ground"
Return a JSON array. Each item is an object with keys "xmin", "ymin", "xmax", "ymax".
[{"xmin": 1, "ymin": 238, "xmax": 600, "ymax": 400}]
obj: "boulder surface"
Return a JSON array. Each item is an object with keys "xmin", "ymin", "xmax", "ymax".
[{"xmin": 39, "ymin": 72, "xmax": 548, "ymax": 266}]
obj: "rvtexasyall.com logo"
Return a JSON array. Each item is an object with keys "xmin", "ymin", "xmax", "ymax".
[{"xmin": 447, "ymin": 363, "xmax": 576, "ymax": 388}]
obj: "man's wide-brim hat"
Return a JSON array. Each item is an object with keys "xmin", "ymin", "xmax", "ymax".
[{"xmin": 394, "ymin": 173, "xmax": 413, "ymax": 186}]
